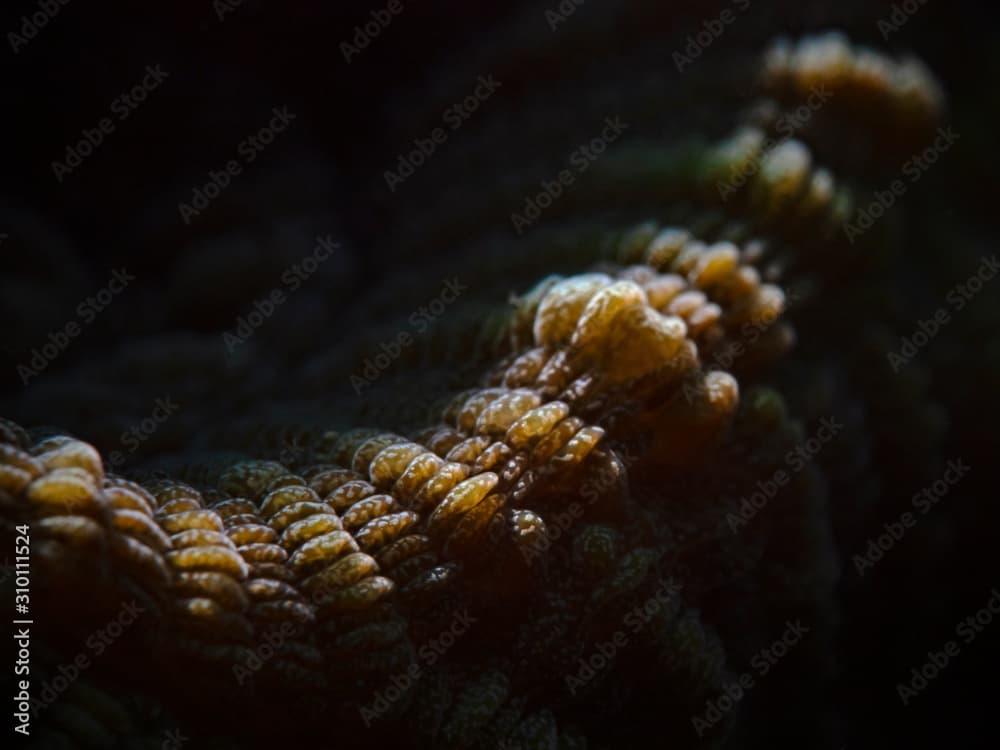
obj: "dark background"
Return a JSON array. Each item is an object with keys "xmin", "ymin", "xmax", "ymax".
[
  {"xmin": 2, "ymin": 0, "xmax": 996, "ymax": 283},
  {"xmin": 2, "ymin": 1, "xmax": 998, "ymax": 748}
]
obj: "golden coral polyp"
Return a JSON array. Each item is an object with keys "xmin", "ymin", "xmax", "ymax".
[{"xmin": 760, "ymin": 31, "xmax": 944, "ymax": 139}]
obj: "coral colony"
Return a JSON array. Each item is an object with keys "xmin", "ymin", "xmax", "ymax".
[{"xmin": 3, "ymin": 29, "xmax": 957, "ymax": 749}]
